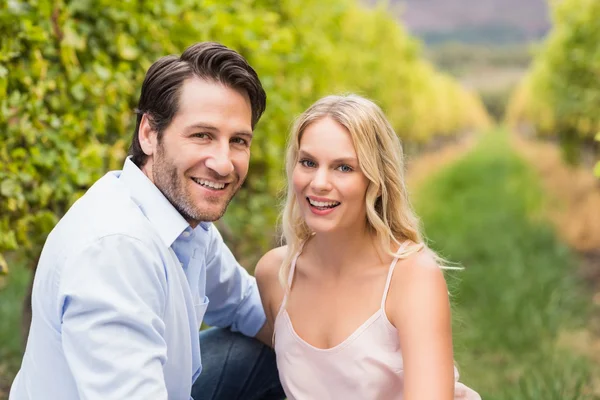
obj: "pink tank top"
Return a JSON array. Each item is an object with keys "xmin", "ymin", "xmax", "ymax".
[{"xmin": 273, "ymin": 243, "xmax": 482, "ymax": 400}]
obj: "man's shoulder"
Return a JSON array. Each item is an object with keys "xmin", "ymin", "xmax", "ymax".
[
  {"xmin": 48, "ymin": 173, "xmax": 162, "ymax": 255},
  {"xmin": 33, "ymin": 174, "xmax": 171, "ymax": 320}
]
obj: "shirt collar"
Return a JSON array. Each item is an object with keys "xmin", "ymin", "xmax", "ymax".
[{"xmin": 118, "ymin": 157, "xmax": 190, "ymax": 247}]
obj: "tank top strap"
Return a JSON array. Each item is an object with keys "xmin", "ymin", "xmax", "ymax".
[
  {"xmin": 276, "ymin": 241, "xmax": 306, "ymax": 317},
  {"xmin": 380, "ymin": 241, "xmax": 409, "ymax": 309},
  {"xmin": 286, "ymin": 246, "xmax": 302, "ymax": 287}
]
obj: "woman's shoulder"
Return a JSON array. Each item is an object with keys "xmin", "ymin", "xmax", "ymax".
[
  {"xmin": 387, "ymin": 244, "xmax": 450, "ymax": 323},
  {"xmin": 397, "ymin": 244, "xmax": 442, "ymax": 273},
  {"xmin": 255, "ymin": 245, "xmax": 288, "ymax": 285},
  {"xmin": 255, "ymin": 246, "xmax": 289, "ymax": 325}
]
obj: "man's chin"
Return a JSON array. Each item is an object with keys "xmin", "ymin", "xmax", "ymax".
[
  {"xmin": 196, "ymin": 213, "xmax": 224, "ymax": 223},
  {"xmin": 183, "ymin": 191, "xmax": 237, "ymax": 224},
  {"xmin": 193, "ymin": 204, "xmax": 229, "ymax": 223},
  {"xmin": 172, "ymin": 202, "xmax": 226, "ymax": 226}
]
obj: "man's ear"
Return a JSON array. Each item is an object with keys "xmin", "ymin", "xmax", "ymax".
[{"xmin": 139, "ymin": 114, "xmax": 158, "ymax": 157}]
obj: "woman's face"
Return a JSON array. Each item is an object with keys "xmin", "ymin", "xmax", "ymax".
[{"xmin": 292, "ymin": 117, "xmax": 370, "ymax": 234}]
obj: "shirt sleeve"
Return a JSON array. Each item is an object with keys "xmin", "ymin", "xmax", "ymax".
[
  {"xmin": 202, "ymin": 224, "xmax": 266, "ymax": 337},
  {"xmin": 58, "ymin": 234, "xmax": 169, "ymax": 400}
]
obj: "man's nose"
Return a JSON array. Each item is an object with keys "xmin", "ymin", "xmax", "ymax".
[{"xmin": 205, "ymin": 143, "xmax": 234, "ymax": 177}]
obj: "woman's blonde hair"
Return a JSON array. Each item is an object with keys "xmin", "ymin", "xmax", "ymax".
[{"xmin": 279, "ymin": 94, "xmax": 430, "ymax": 287}]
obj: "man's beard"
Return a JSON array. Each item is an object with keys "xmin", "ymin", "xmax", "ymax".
[{"xmin": 152, "ymin": 146, "xmax": 240, "ymax": 224}]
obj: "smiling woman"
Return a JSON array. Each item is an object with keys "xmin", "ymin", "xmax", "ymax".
[
  {"xmin": 255, "ymin": 94, "xmax": 481, "ymax": 400},
  {"xmin": 292, "ymin": 117, "xmax": 369, "ymax": 230}
]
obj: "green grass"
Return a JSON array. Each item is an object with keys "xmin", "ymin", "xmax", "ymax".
[
  {"xmin": 415, "ymin": 130, "xmax": 598, "ymax": 399},
  {"xmin": 0, "ymin": 257, "xmax": 31, "ymax": 395}
]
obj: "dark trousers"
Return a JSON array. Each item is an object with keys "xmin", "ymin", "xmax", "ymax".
[{"xmin": 191, "ymin": 327, "xmax": 286, "ymax": 400}]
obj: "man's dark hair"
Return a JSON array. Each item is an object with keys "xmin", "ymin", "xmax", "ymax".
[{"xmin": 128, "ymin": 42, "xmax": 267, "ymax": 167}]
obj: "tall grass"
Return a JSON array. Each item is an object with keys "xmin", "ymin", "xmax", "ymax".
[{"xmin": 415, "ymin": 130, "xmax": 598, "ymax": 399}]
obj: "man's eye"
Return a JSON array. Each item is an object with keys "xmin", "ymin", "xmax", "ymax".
[
  {"xmin": 337, "ymin": 164, "xmax": 353, "ymax": 172},
  {"xmin": 231, "ymin": 137, "xmax": 249, "ymax": 146},
  {"xmin": 299, "ymin": 159, "xmax": 316, "ymax": 168},
  {"xmin": 193, "ymin": 133, "xmax": 210, "ymax": 139}
]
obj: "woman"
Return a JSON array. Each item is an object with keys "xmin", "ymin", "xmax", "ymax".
[{"xmin": 256, "ymin": 94, "xmax": 481, "ymax": 399}]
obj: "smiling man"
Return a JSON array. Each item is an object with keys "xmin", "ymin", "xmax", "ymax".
[{"xmin": 10, "ymin": 42, "xmax": 284, "ymax": 400}]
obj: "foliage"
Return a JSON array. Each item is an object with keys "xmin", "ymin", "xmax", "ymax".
[
  {"xmin": 426, "ymin": 43, "xmax": 533, "ymax": 76},
  {"xmin": 421, "ymin": 24, "xmax": 536, "ymax": 46},
  {"xmin": 507, "ymin": 0, "xmax": 600, "ymax": 166},
  {"xmin": 479, "ymin": 86, "xmax": 515, "ymax": 122},
  {"xmin": 0, "ymin": 0, "xmax": 490, "ymax": 266}
]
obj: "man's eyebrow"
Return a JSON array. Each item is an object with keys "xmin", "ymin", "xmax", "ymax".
[
  {"xmin": 186, "ymin": 123, "xmax": 253, "ymax": 139},
  {"xmin": 186, "ymin": 123, "xmax": 218, "ymax": 131}
]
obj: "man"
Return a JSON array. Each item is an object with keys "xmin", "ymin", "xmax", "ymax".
[{"xmin": 10, "ymin": 42, "xmax": 285, "ymax": 400}]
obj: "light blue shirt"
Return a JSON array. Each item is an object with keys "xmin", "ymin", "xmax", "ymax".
[{"xmin": 10, "ymin": 158, "xmax": 266, "ymax": 400}]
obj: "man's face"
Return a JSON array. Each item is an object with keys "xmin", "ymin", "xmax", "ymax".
[{"xmin": 141, "ymin": 77, "xmax": 253, "ymax": 226}]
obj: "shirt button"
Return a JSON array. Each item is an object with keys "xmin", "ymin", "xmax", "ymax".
[{"xmin": 182, "ymin": 231, "xmax": 190, "ymax": 238}]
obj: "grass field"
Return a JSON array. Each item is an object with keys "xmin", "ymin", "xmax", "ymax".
[
  {"xmin": 416, "ymin": 130, "xmax": 598, "ymax": 399},
  {"xmin": 0, "ymin": 256, "xmax": 30, "ymax": 398}
]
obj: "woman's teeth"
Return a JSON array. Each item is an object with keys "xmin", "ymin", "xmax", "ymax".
[{"xmin": 308, "ymin": 198, "xmax": 340, "ymax": 208}]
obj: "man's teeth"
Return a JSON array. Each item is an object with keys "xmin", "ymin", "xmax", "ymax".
[
  {"xmin": 308, "ymin": 198, "xmax": 340, "ymax": 208},
  {"xmin": 193, "ymin": 178, "xmax": 225, "ymax": 190}
]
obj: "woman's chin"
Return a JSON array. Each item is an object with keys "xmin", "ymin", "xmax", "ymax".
[{"xmin": 304, "ymin": 221, "xmax": 341, "ymax": 235}]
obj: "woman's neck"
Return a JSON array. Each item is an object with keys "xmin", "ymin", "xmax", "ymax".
[{"xmin": 308, "ymin": 225, "xmax": 383, "ymax": 277}]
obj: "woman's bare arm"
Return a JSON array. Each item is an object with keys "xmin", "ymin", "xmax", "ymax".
[
  {"xmin": 387, "ymin": 249, "xmax": 455, "ymax": 400},
  {"xmin": 254, "ymin": 246, "xmax": 287, "ymax": 347}
]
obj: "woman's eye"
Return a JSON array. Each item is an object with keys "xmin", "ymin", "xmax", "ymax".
[
  {"xmin": 299, "ymin": 159, "xmax": 316, "ymax": 168},
  {"xmin": 337, "ymin": 164, "xmax": 353, "ymax": 173},
  {"xmin": 193, "ymin": 133, "xmax": 210, "ymax": 139}
]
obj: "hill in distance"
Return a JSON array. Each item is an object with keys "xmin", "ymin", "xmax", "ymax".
[{"xmin": 368, "ymin": 0, "xmax": 551, "ymax": 45}]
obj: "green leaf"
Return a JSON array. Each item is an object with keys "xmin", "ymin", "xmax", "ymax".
[
  {"xmin": 70, "ymin": 82, "xmax": 86, "ymax": 102},
  {"xmin": 0, "ymin": 179, "xmax": 18, "ymax": 197},
  {"xmin": 117, "ymin": 33, "xmax": 139, "ymax": 61},
  {"xmin": 93, "ymin": 63, "xmax": 111, "ymax": 80}
]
